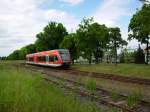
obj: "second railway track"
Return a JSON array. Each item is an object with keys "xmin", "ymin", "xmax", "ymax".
[
  {"xmin": 54, "ymin": 68, "xmax": 150, "ymax": 86},
  {"xmin": 23, "ymin": 64, "xmax": 150, "ymax": 112}
]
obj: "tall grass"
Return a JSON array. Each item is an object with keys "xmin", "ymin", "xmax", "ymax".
[
  {"xmin": 126, "ymin": 92, "xmax": 143, "ymax": 108},
  {"xmin": 72, "ymin": 63, "xmax": 150, "ymax": 79},
  {"xmin": 85, "ymin": 78, "xmax": 97, "ymax": 93},
  {"xmin": 110, "ymin": 89, "xmax": 120, "ymax": 101},
  {"xmin": 0, "ymin": 63, "xmax": 103, "ymax": 112}
]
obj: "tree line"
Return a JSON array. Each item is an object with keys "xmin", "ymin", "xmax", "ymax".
[
  {"xmin": 6, "ymin": 1, "xmax": 149, "ymax": 64},
  {"xmin": 6, "ymin": 18, "xmax": 127, "ymax": 64}
]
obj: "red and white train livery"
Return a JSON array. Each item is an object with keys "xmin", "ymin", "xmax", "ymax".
[{"xmin": 26, "ymin": 49, "xmax": 71, "ymax": 67}]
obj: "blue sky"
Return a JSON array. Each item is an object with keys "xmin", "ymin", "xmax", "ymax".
[{"xmin": 0, "ymin": 0, "xmax": 143, "ymax": 56}]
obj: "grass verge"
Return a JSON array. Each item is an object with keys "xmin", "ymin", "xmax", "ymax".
[
  {"xmin": 0, "ymin": 63, "xmax": 104, "ymax": 112},
  {"xmin": 72, "ymin": 63, "xmax": 150, "ymax": 79}
]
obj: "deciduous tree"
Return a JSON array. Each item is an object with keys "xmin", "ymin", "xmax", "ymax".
[
  {"xmin": 35, "ymin": 22, "xmax": 68, "ymax": 51},
  {"xmin": 109, "ymin": 27, "xmax": 128, "ymax": 65},
  {"xmin": 77, "ymin": 18, "xmax": 109, "ymax": 64},
  {"xmin": 59, "ymin": 33, "xmax": 78, "ymax": 63},
  {"xmin": 128, "ymin": 4, "xmax": 150, "ymax": 64}
]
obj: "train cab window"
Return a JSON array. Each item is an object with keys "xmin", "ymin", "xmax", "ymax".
[
  {"xmin": 54, "ymin": 56, "xmax": 58, "ymax": 62},
  {"xmin": 49, "ymin": 56, "xmax": 58, "ymax": 62}
]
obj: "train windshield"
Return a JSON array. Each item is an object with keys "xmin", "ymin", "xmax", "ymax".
[{"xmin": 58, "ymin": 49, "xmax": 70, "ymax": 62}]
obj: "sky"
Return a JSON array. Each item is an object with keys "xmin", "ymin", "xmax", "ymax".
[{"xmin": 0, "ymin": 0, "xmax": 144, "ymax": 56}]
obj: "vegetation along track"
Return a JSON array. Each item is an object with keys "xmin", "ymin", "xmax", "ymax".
[
  {"xmin": 21, "ymin": 63, "xmax": 150, "ymax": 86},
  {"xmin": 22, "ymin": 64, "xmax": 150, "ymax": 112},
  {"xmin": 56, "ymin": 69, "xmax": 150, "ymax": 86}
]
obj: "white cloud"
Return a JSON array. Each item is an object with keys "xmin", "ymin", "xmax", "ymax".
[
  {"xmin": 93, "ymin": 0, "xmax": 131, "ymax": 27},
  {"xmin": 0, "ymin": 0, "xmax": 79, "ymax": 56},
  {"xmin": 59, "ymin": 0, "xmax": 84, "ymax": 5},
  {"xmin": 92, "ymin": 0, "xmax": 140, "ymax": 49}
]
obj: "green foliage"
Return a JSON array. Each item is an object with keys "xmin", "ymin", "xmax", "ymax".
[
  {"xmin": 85, "ymin": 78, "xmax": 97, "ymax": 92},
  {"xmin": 128, "ymin": 4, "xmax": 150, "ymax": 43},
  {"xmin": 108, "ymin": 27, "xmax": 128, "ymax": 64},
  {"xmin": 89, "ymin": 23, "xmax": 109, "ymax": 63},
  {"xmin": 7, "ymin": 44, "xmax": 36, "ymax": 60},
  {"xmin": 35, "ymin": 22, "xmax": 68, "ymax": 51},
  {"xmin": 134, "ymin": 45, "xmax": 145, "ymax": 64},
  {"xmin": 120, "ymin": 46, "xmax": 145, "ymax": 64},
  {"xmin": 76, "ymin": 18, "xmax": 109, "ymax": 64},
  {"xmin": 110, "ymin": 89, "xmax": 120, "ymax": 101},
  {"xmin": 0, "ymin": 63, "xmax": 102, "ymax": 112},
  {"xmin": 127, "ymin": 92, "xmax": 143, "ymax": 108},
  {"xmin": 7, "ymin": 22, "xmax": 67, "ymax": 60},
  {"xmin": 128, "ymin": 4, "xmax": 150, "ymax": 64},
  {"xmin": 120, "ymin": 49, "xmax": 136, "ymax": 63},
  {"xmin": 0, "ymin": 57, "xmax": 7, "ymax": 60},
  {"xmin": 120, "ymin": 51, "xmax": 125, "ymax": 63},
  {"xmin": 60, "ymin": 33, "xmax": 78, "ymax": 63},
  {"xmin": 7, "ymin": 50, "xmax": 20, "ymax": 60},
  {"xmin": 76, "ymin": 18, "xmax": 94, "ymax": 64}
]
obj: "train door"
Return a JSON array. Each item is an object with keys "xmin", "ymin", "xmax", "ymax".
[
  {"xmin": 53, "ymin": 56, "xmax": 58, "ymax": 64},
  {"xmin": 46, "ymin": 55, "xmax": 49, "ymax": 64}
]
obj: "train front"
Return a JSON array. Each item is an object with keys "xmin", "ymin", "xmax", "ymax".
[{"xmin": 58, "ymin": 49, "xmax": 71, "ymax": 67}]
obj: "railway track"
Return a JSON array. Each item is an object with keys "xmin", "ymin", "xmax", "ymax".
[
  {"xmin": 24, "ymin": 65, "xmax": 150, "ymax": 112},
  {"xmin": 19, "ymin": 62, "xmax": 150, "ymax": 86},
  {"xmin": 54, "ymin": 69, "xmax": 150, "ymax": 86}
]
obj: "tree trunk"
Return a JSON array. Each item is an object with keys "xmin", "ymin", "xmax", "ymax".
[
  {"xmin": 89, "ymin": 53, "xmax": 92, "ymax": 65},
  {"xmin": 72, "ymin": 58, "xmax": 74, "ymax": 64},
  {"xmin": 146, "ymin": 39, "xmax": 149, "ymax": 65},
  {"xmin": 114, "ymin": 42, "xmax": 117, "ymax": 66},
  {"xmin": 95, "ymin": 55, "xmax": 98, "ymax": 64}
]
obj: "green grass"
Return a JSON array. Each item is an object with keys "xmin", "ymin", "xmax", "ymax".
[
  {"xmin": 72, "ymin": 63, "xmax": 150, "ymax": 79},
  {"xmin": 110, "ymin": 89, "xmax": 121, "ymax": 102},
  {"xmin": 0, "ymin": 63, "xmax": 106, "ymax": 112},
  {"xmin": 84, "ymin": 78, "xmax": 97, "ymax": 93},
  {"xmin": 126, "ymin": 92, "xmax": 143, "ymax": 108}
]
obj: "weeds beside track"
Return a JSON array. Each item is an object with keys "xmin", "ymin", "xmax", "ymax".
[
  {"xmin": 21, "ymin": 63, "xmax": 150, "ymax": 85},
  {"xmin": 23, "ymin": 64, "xmax": 150, "ymax": 112}
]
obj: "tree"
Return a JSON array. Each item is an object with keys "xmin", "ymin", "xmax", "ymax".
[
  {"xmin": 134, "ymin": 45, "xmax": 145, "ymax": 64},
  {"xmin": 7, "ymin": 50, "xmax": 20, "ymax": 60},
  {"xmin": 122, "ymin": 48, "xmax": 136, "ymax": 63},
  {"xmin": 88, "ymin": 23, "xmax": 109, "ymax": 63},
  {"xmin": 7, "ymin": 44, "xmax": 36, "ymax": 60},
  {"xmin": 76, "ymin": 18, "xmax": 94, "ymax": 64},
  {"xmin": 19, "ymin": 44, "xmax": 36, "ymax": 60},
  {"xmin": 76, "ymin": 18, "xmax": 109, "ymax": 64},
  {"xmin": 128, "ymin": 4, "xmax": 150, "ymax": 64},
  {"xmin": 25, "ymin": 44, "xmax": 36, "ymax": 54},
  {"xmin": 59, "ymin": 33, "xmax": 78, "ymax": 63},
  {"xmin": 109, "ymin": 27, "xmax": 128, "ymax": 65},
  {"xmin": 19, "ymin": 47, "xmax": 28, "ymax": 60},
  {"xmin": 0, "ymin": 57, "xmax": 6, "ymax": 60},
  {"xmin": 35, "ymin": 22, "xmax": 68, "ymax": 51},
  {"xmin": 120, "ymin": 50, "xmax": 125, "ymax": 63}
]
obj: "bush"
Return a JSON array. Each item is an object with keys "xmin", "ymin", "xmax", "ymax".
[{"xmin": 134, "ymin": 45, "xmax": 145, "ymax": 64}]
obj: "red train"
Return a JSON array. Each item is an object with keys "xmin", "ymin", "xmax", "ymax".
[{"xmin": 26, "ymin": 49, "xmax": 71, "ymax": 67}]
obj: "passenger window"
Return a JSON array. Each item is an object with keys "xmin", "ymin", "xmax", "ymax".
[
  {"xmin": 29, "ymin": 57, "xmax": 34, "ymax": 61},
  {"xmin": 38, "ymin": 56, "xmax": 46, "ymax": 62},
  {"xmin": 49, "ymin": 56, "xmax": 54, "ymax": 62},
  {"xmin": 54, "ymin": 56, "xmax": 58, "ymax": 62}
]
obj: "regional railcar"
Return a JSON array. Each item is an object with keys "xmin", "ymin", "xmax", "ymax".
[{"xmin": 26, "ymin": 49, "xmax": 71, "ymax": 67}]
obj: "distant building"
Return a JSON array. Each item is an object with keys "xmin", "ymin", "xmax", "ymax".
[{"xmin": 144, "ymin": 46, "xmax": 150, "ymax": 64}]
